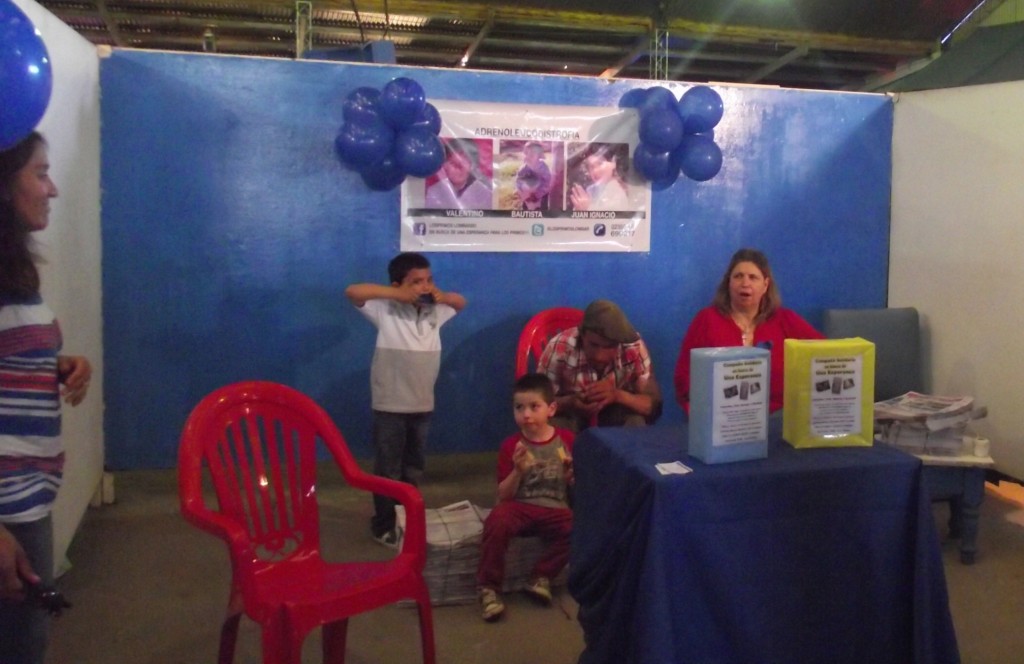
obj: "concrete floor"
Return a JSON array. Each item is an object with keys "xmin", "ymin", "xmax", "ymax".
[{"xmin": 45, "ymin": 453, "xmax": 1024, "ymax": 664}]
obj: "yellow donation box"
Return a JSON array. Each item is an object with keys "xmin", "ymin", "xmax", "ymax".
[{"xmin": 783, "ymin": 338, "xmax": 875, "ymax": 448}]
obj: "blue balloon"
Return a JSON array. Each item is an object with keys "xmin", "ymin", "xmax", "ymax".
[
  {"xmin": 360, "ymin": 154, "xmax": 406, "ymax": 191},
  {"xmin": 639, "ymin": 107, "xmax": 684, "ymax": 151},
  {"xmin": 0, "ymin": 3, "xmax": 53, "ymax": 150},
  {"xmin": 677, "ymin": 86, "xmax": 724, "ymax": 135},
  {"xmin": 641, "ymin": 86, "xmax": 677, "ymax": 112},
  {"xmin": 410, "ymin": 102, "xmax": 442, "ymax": 135},
  {"xmin": 677, "ymin": 135, "xmax": 723, "ymax": 182},
  {"xmin": 342, "ymin": 87, "xmax": 382, "ymax": 124},
  {"xmin": 334, "ymin": 118, "xmax": 394, "ymax": 170},
  {"xmin": 618, "ymin": 88, "xmax": 650, "ymax": 109},
  {"xmin": 394, "ymin": 127, "xmax": 445, "ymax": 177},
  {"xmin": 380, "ymin": 77, "xmax": 426, "ymax": 129},
  {"xmin": 633, "ymin": 142, "xmax": 679, "ymax": 183},
  {"xmin": 650, "ymin": 171, "xmax": 680, "ymax": 191}
]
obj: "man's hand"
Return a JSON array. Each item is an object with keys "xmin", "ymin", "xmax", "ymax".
[
  {"xmin": 571, "ymin": 393, "xmax": 602, "ymax": 417},
  {"xmin": 580, "ymin": 376, "xmax": 618, "ymax": 411}
]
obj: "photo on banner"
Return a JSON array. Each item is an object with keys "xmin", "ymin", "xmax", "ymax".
[{"xmin": 401, "ymin": 100, "xmax": 652, "ymax": 252}]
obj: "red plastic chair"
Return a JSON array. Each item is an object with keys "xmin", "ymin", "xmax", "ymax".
[
  {"xmin": 515, "ymin": 307, "xmax": 584, "ymax": 377},
  {"xmin": 178, "ymin": 381, "xmax": 436, "ymax": 664}
]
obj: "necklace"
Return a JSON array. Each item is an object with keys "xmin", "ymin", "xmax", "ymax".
[{"xmin": 731, "ymin": 313, "xmax": 756, "ymax": 345}]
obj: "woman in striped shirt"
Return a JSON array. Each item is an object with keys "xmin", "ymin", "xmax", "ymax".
[{"xmin": 1, "ymin": 132, "xmax": 92, "ymax": 664}]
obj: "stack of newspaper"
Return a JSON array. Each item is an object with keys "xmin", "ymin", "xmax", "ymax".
[
  {"xmin": 396, "ymin": 500, "xmax": 563, "ymax": 606},
  {"xmin": 874, "ymin": 391, "xmax": 976, "ymax": 455}
]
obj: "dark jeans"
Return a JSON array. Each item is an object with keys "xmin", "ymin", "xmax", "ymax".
[
  {"xmin": 0, "ymin": 515, "xmax": 53, "ymax": 664},
  {"xmin": 370, "ymin": 410, "xmax": 431, "ymax": 537},
  {"xmin": 551, "ymin": 403, "xmax": 648, "ymax": 433}
]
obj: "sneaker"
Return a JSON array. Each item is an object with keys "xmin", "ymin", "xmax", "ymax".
[
  {"xmin": 523, "ymin": 577, "xmax": 552, "ymax": 605},
  {"xmin": 479, "ymin": 587, "xmax": 505, "ymax": 622},
  {"xmin": 372, "ymin": 526, "xmax": 401, "ymax": 550}
]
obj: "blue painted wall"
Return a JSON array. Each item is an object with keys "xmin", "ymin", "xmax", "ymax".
[{"xmin": 100, "ymin": 50, "xmax": 892, "ymax": 469}]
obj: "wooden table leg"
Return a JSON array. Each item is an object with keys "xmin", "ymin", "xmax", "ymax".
[
  {"xmin": 922, "ymin": 465, "xmax": 986, "ymax": 565},
  {"xmin": 956, "ymin": 467, "xmax": 986, "ymax": 564}
]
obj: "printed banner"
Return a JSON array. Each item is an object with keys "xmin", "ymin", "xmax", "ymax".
[{"xmin": 400, "ymin": 100, "xmax": 652, "ymax": 252}]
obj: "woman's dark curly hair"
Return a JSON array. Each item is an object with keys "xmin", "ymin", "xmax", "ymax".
[{"xmin": 0, "ymin": 132, "xmax": 45, "ymax": 298}]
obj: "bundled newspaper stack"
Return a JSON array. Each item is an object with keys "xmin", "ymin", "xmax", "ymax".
[
  {"xmin": 396, "ymin": 500, "xmax": 563, "ymax": 606},
  {"xmin": 874, "ymin": 392, "xmax": 977, "ymax": 456}
]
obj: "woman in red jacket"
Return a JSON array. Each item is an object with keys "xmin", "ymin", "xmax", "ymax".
[{"xmin": 675, "ymin": 248, "xmax": 823, "ymax": 414}]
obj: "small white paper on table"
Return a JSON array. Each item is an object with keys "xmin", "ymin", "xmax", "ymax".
[{"xmin": 656, "ymin": 461, "xmax": 693, "ymax": 475}]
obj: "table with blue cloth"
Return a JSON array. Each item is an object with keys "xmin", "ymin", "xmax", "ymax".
[{"xmin": 568, "ymin": 420, "xmax": 959, "ymax": 664}]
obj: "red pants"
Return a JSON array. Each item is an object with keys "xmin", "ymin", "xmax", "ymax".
[{"xmin": 476, "ymin": 500, "xmax": 573, "ymax": 591}]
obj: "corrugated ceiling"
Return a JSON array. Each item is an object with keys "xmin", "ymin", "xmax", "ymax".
[{"xmin": 37, "ymin": 0, "xmax": 1005, "ymax": 90}]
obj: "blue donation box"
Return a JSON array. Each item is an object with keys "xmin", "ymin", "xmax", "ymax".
[{"xmin": 689, "ymin": 346, "xmax": 770, "ymax": 464}]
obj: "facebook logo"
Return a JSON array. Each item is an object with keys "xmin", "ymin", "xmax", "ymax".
[{"xmin": 413, "ymin": 222, "xmax": 427, "ymax": 236}]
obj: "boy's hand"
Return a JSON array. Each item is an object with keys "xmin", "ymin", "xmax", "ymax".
[
  {"xmin": 513, "ymin": 442, "xmax": 536, "ymax": 473},
  {"xmin": 394, "ymin": 283, "xmax": 421, "ymax": 305},
  {"xmin": 428, "ymin": 286, "xmax": 467, "ymax": 311}
]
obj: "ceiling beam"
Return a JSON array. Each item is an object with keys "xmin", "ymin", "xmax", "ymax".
[
  {"xmin": 943, "ymin": 0, "xmax": 1012, "ymax": 45},
  {"xmin": 40, "ymin": 0, "xmax": 936, "ymax": 91},
  {"xmin": 744, "ymin": 44, "xmax": 809, "ymax": 83},
  {"xmin": 856, "ymin": 50, "xmax": 941, "ymax": 92},
  {"xmin": 663, "ymin": 18, "xmax": 930, "ymax": 57},
  {"xmin": 52, "ymin": 6, "xmax": 931, "ymax": 64},
  {"xmin": 601, "ymin": 35, "xmax": 652, "ymax": 79},
  {"xmin": 94, "ymin": 0, "xmax": 125, "ymax": 46},
  {"xmin": 459, "ymin": 9, "xmax": 494, "ymax": 66},
  {"xmin": 83, "ymin": 0, "xmax": 931, "ymax": 57}
]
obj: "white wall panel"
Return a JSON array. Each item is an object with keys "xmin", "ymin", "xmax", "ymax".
[
  {"xmin": 891, "ymin": 81, "xmax": 1024, "ymax": 479},
  {"xmin": 12, "ymin": 0, "xmax": 103, "ymax": 573}
]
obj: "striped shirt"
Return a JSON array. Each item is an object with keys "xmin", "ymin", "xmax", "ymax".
[{"xmin": 0, "ymin": 294, "xmax": 63, "ymax": 523}]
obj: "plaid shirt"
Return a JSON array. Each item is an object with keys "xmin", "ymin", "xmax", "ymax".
[{"xmin": 538, "ymin": 327, "xmax": 653, "ymax": 397}]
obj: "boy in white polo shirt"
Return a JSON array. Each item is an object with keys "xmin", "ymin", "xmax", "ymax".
[{"xmin": 346, "ymin": 252, "xmax": 466, "ymax": 547}]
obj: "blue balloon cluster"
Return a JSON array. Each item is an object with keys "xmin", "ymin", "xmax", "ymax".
[
  {"xmin": 335, "ymin": 78, "xmax": 444, "ymax": 191},
  {"xmin": 621, "ymin": 85, "xmax": 725, "ymax": 187},
  {"xmin": 1, "ymin": 2, "xmax": 54, "ymax": 150}
]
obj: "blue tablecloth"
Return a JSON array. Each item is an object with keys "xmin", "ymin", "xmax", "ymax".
[{"xmin": 568, "ymin": 421, "xmax": 960, "ymax": 664}]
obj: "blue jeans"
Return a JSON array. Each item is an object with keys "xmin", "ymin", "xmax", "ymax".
[
  {"xmin": 0, "ymin": 515, "xmax": 53, "ymax": 664},
  {"xmin": 370, "ymin": 410, "xmax": 431, "ymax": 536}
]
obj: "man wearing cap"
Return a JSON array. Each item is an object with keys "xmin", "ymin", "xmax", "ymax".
[{"xmin": 537, "ymin": 300, "xmax": 662, "ymax": 431}]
